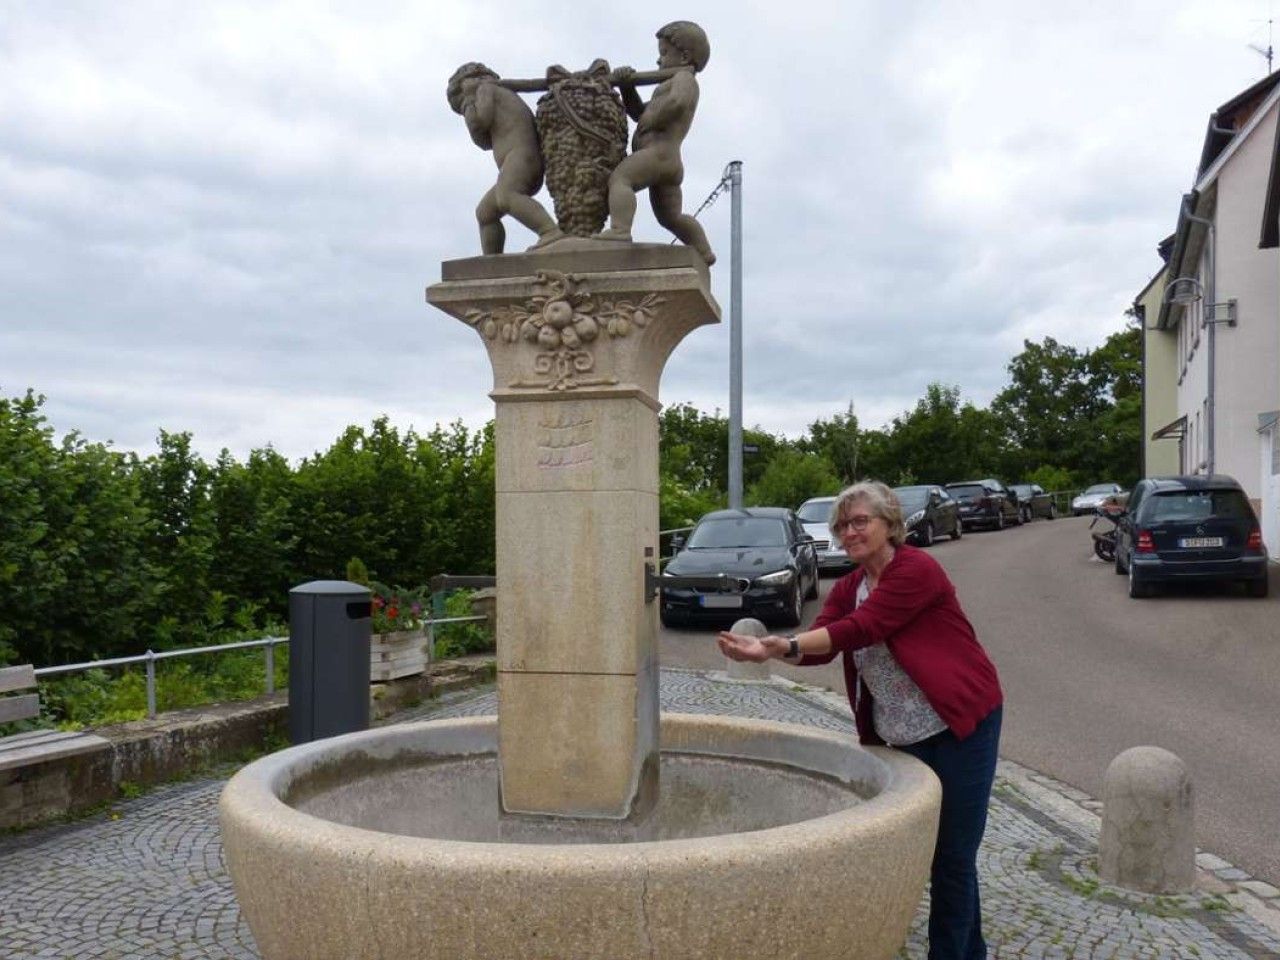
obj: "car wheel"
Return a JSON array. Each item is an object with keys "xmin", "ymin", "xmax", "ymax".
[
  {"xmin": 1048, "ymin": 503, "xmax": 1057, "ymax": 520},
  {"xmin": 994, "ymin": 511, "xmax": 1004, "ymax": 531},
  {"xmin": 1247, "ymin": 577, "xmax": 1269, "ymax": 598},
  {"xmin": 1114, "ymin": 548, "xmax": 1125, "ymax": 575},
  {"xmin": 779, "ymin": 581, "xmax": 804, "ymax": 628},
  {"xmin": 1128, "ymin": 563, "xmax": 1149, "ymax": 599},
  {"xmin": 950, "ymin": 515, "xmax": 963, "ymax": 540},
  {"xmin": 921, "ymin": 521, "xmax": 934, "ymax": 547}
]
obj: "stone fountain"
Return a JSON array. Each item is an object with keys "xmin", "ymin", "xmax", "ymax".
[{"xmin": 220, "ymin": 24, "xmax": 940, "ymax": 959}]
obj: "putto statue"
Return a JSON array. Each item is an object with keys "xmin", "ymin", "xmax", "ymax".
[
  {"xmin": 447, "ymin": 62, "xmax": 565, "ymax": 254},
  {"xmin": 599, "ymin": 21, "xmax": 715, "ymax": 265},
  {"xmin": 446, "ymin": 21, "xmax": 715, "ymax": 264}
]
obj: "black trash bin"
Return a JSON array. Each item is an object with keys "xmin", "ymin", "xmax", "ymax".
[{"xmin": 288, "ymin": 580, "xmax": 372, "ymax": 744}]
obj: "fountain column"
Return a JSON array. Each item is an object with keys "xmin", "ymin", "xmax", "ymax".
[{"xmin": 428, "ymin": 244, "xmax": 719, "ymax": 821}]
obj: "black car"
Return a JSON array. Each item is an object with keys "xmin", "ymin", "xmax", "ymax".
[
  {"xmin": 945, "ymin": 479, "xmax": 1020, "ymax": 530},
  {"xmin": 1010, "ymin": 483, "xmax": 1056, "ymax": 522},
  {"xmin": 1113, "ymin": 475, "xmax": 1269, "ymax": 598},
  {"xmin": 660, "ymin": 507, "xmax": 820, "ymax": 627},
  {"xmin": 894, "ymin": 484, "xmax": 962, "ymax": 546}
]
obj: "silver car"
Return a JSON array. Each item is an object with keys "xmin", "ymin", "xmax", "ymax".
[
  {"xmin": 796, "ymin": 496, "xmax": 853, "ymax": 572},
  {"xmin": 1072, "ymin": 483, "xmax": 1123, "ymax": 516}
]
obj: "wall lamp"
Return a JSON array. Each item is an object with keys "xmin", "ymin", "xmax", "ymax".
[{"xmin": 1162, "ymin": 277, "xmax": 1237, "ymax": 327}]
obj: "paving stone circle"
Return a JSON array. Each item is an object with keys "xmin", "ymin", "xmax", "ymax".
[{"xmin": 2, "ymin": 670, "xmax": 1278, "ymax": 959}]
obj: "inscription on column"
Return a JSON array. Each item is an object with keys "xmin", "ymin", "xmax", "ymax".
[{"xmin": 537, "ymin": 408, "xmax": 594, "ymax": 468}]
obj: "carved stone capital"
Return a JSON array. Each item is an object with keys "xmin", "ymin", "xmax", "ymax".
[{"xmin": 427, "ymin": 244, "xmax": 719, "ymax": 406}]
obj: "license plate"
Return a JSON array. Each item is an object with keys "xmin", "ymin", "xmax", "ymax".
[
  {"xmin": 1178, "ymin": 537, "xmax": 1224, "ymax": 548},
  {"xmin": 700, "ymin": 595, "xmax": 743, "ymax": 609}
]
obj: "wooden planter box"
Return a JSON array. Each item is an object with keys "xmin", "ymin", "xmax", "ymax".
[{"xmin": 371, "ymin": 629, "xmax": 428, "ymax": 682}]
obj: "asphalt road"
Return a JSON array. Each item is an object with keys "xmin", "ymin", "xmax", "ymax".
[{"xmin": 659, "ymin": 515, "xmax": 1280, "ymax": 885}]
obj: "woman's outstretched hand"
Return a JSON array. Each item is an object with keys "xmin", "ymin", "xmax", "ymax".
[{"xmin": 717, "ymin": 631, "xmax": 786, "ymax": 663}]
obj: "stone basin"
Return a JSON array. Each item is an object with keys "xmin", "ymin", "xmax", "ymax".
[{"xmin": 220, "ymin": 713, "xmax": 941, "ymax": 960}]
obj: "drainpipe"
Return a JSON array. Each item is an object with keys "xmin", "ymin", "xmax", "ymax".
[{"xmin": 1181, "ymin": 196, "xmax": 1215, "ymax": 474}]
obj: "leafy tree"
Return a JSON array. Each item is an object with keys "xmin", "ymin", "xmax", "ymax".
[
  {"xmin": 745, "ymin": 449, "xmax": 840, "ymax": 508},
  {"xmin": 0, "ymin": 392, "xmax": 157, "ymax": 665},
  {"xmin": 1025, "ymin": 464, "xmax": 1074, "ymax": 494},
  {"xmin": 658, "ymin": 402, "xmax": 788, "ymax": 520},
  {"xmin": 659, "ymin": 402, "xmax": 728, "ymax": 494},
  {"xmin": 290, "ymin": 416, "xmax": 496, "ymax": 586},
  {"xmin": 992, "ymin": 327, "xmax": 1141, "ymax": 487},
  {"xmin": 207, "ymin": 446, "xmax": 297, "ymax": 623},
  {"xmin": 418, "ymin": 420, "xmax": 495, "ymax": 576},
  {"xmin": 801, "ymin": 403, "xmax": 862, "ymax": 483},
  {"xmin": 134, "ymin": 431, "xmax": 217, "ymax": 646},
  {"xmin": 873, "ymin": 384, "xmax": 1006, "ymax": 484},
  {"xmin": 1083, "ymin": 327, "xmax": 1142, "ymax": 486},
  {"xmin": 658, "ymin": 473, "xmax": 722, "ymax": 531}
]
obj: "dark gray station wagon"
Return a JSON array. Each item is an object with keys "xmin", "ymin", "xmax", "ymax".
[{"xmin": 1113, "ymin": 475, "xmax": 1269, "ymax": 598}]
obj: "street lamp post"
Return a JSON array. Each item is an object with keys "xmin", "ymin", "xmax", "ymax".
[{"xmin": 727, "ymin": 160, "xmax": 744, "ymax": 509}]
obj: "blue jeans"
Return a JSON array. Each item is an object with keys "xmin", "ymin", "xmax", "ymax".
[{"xmin": 898, "ymin": 706, "xmax": 1002, "ymax": 960}]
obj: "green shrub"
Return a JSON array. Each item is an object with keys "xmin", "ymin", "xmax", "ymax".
[
  {"xmin": 433, "ymin": 589, "xmax": 493, "ymax": 659},
  {"xmin": 30, "ymin": 627, "xmax": 289, "ymax": 730},
  {"xmin": 345, "ymin": 557, "xmax": 370, "ymax": 585}
]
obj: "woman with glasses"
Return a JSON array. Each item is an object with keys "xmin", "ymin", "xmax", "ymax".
[{"xmin": 718, "ymin": 480, "xmax": 1003, "ymax": 960}]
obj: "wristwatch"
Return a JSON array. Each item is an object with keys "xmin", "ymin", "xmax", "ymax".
[{"xmin": 785, "ymin": 635, "xmax": 799, "ymax": 658}]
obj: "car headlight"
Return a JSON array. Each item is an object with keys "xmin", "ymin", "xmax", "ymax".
[
  {"xmin": 906, "ymin": 510, "xmax": 925, "ymax": 526},
  {"xmin": 755, "ymin": 569, "xmax": 794, "ymax": 586}
]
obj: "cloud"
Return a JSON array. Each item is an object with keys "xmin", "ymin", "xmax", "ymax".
[{"xmin": 0, "ymin": 0, "xmax": 1271, "ymax": 459}]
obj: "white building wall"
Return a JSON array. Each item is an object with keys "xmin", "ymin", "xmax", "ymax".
[
  {"xmin": 1261, "ymin": 423, "xmax": 1279, "ymax": 560},
  {"xmin": 1212, "ymin": 100, "xmax": 1280, "ymax": 506}
]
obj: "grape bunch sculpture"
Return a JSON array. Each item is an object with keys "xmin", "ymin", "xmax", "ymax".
[{"xmin": 535, "ymin": 61, "xmax": 629, "ymax": 237}]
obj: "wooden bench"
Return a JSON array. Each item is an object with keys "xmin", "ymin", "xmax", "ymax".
[{"xmin": 0, "ymin": 664, "xmax": 110, "ymax": 773}]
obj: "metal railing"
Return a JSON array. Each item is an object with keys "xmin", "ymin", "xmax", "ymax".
[{"xmin": 33, "ymin": 615, "xmax": 488, "ymax": 720}]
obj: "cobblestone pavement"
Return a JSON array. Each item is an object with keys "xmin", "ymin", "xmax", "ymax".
[{"xmin": 2, "ymin": 670, "xmax": 1279, "ymax": 959}]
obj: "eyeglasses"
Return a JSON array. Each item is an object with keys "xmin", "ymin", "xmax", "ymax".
[{"xmin": 833, "ymin": 515, "xmax": 876, "ymax": 533}]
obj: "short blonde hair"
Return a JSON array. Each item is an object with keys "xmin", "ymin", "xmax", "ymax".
[{"xmin": 830, "ymin": 481, "xmax": 907, "ymax": 547}]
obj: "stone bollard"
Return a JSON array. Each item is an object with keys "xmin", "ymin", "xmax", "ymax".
[
  {"xmin": 725, "ymin": 618, "xmax": 771, "ymax": 682},
  {"xmin": 1099, "ymin": 746, "xmax": 1195, "ymax": 893}
]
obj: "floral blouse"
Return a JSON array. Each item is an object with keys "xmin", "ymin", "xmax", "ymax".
[{"xmin": 851, "ymin": 577, "xmax": 948, "ymax": 746}]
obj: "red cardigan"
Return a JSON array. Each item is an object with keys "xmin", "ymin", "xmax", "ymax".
[{"xmin": 799, "ymin": 544, "xmax": 1002, "ymax": 745}]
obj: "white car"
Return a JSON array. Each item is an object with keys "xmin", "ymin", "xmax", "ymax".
[
  {"xmin": 796, "ymin": 496, "xmax": 854, "ymax": 571},
  {"xmin": 1071, "ymin": 483, "xmax": 1123, "ymax": 516}
]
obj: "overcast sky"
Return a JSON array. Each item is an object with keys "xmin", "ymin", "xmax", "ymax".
[{"xmin": 2, "ymin": 1, "xmax": 1274, "ymax": 461}]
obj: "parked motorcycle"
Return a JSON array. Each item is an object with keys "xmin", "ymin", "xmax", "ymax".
[{"xmin": 1089, "ymin": 507, "xmax": 1120, "ymax": 562}]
